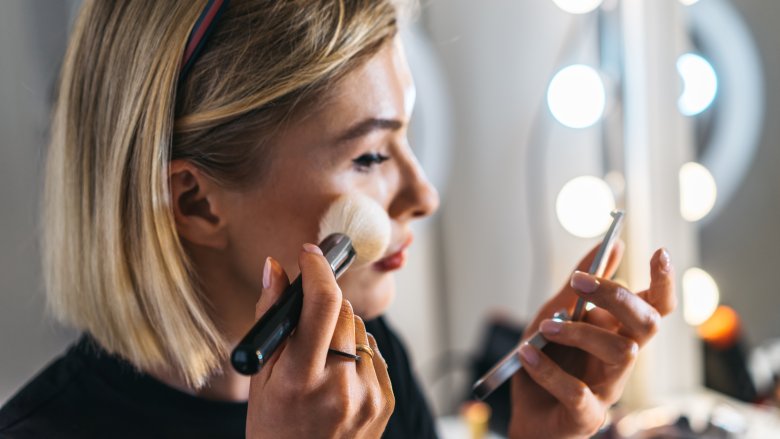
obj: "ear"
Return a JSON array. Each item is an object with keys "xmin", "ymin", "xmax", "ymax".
[{"xmin": 169, "ymin": 160, "xmax": 229, "ymax": 249}]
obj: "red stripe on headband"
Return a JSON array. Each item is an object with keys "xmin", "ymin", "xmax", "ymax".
[{"xmin": 180, "ymin": 0, "xmax": 228, "ymax": 80}]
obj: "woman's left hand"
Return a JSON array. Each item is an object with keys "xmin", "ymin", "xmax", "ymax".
[{"xmin": 507, "ymin": 243, "xmax": 676, "ymax": 439}]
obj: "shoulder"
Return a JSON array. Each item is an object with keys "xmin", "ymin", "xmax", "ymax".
[{"xmin": 0, "ymin": 339, "xmax": 91, "ymax": 438}]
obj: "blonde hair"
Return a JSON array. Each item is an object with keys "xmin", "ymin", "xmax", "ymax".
[{"xmin": 44, "ymin": 0, "xmax": 404, "ymax": 387}]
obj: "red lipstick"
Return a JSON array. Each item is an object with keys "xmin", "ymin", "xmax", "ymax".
[{"xmin": 373, "ymin": 234, "xmax": 414, "ymax": 272}]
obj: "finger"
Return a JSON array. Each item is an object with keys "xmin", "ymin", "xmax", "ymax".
[
  {"xmin": 255, "ymin": 257, "xmax": 290, "ymax": 319},
  {"xmin": 539, "ymin": 319, "xmax": 639, "ymax": 366},
  {"xmin": 325, "ymin": 299, "xmax": 357, "ymax": 368},
  {"xmin": 285, "ymin": 244, "xmax": 343, "ymax": 374},
  {"xmin": 367, "ymin": 333, "xmax": 392, "ymax": 398},
  {"xmin": 368, "ymin": 332, "xmax": 394, "ymax": 426},
  {"xmin": 361, "ymin": 332, "xmax": 395, "ymax": 439},
  {"xmin": 517, "ymin": 343, "xmax": 600, "ymax": 420},
  {"xmin": 570, "ymin": 271, "xmax": 661, "ymax": 345},
  {"xmin": 583, "ymin": 307, "xmax": 619, "ymax": 331},
  {"xmin": 352, "ymin": 317, "xmax": 383, "ymax": 427},
  {"xmin": 637, "ymin": 248, "xmax": 676, "ymax": 317},
  {"xmin": 353, "ymin": 316, "xmax": 375, "ymax": 376}
]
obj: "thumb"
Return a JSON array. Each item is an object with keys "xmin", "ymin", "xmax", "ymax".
[{"xmin": 255, "ymin": 256, "xmax": 291, "ymax": 319}]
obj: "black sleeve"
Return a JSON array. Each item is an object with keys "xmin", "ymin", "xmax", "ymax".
[{"xmin": 365, "ymin": 316, "xmax": 439, "ymax": 439}]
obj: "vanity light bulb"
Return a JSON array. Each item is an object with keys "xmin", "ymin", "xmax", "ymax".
[
  {"xmin": 547, "ymin": 65, "xmax": 606, "ymax": 129},
  {"xmin": 679, "ymin": 162, "xmax": 717, "ymax": 222},
  {"xmin": 677, "ymin": 53, "xmax": 718, "ymax": 116},
  {"xmin": 552, "ymin": 0, "xmax": 604, "ymax": 14},
  {"xmin": 556, "ymin": 176, "xmax": 616, "ymax": 238},
  {"xmin": 683, "ymin": 267, "xmax": 720, "ymax": 326}
]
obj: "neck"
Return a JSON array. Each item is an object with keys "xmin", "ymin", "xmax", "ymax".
[
  {"xmin": 148, "ymin": 357, "xmax": 252, "ymax": 402},
  {"xmin": 147, "ymin": 244, "xmax": 261, "ymax": 402}
]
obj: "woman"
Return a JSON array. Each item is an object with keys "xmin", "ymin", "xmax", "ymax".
[{"xmin": 0, "ymin": 0, "xmax": 675, "ymax": 438}]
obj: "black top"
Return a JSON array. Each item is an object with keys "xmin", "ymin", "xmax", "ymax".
[{"xmin": 0, "ymin": 317, "xmax": 437, "ymax": 439}]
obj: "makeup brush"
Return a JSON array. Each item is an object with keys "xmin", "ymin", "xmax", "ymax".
[{"xmin": 231, "ymin": 193, "xmax": 391, "ymax": 375}]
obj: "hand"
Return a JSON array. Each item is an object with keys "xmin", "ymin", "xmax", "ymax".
[
  {"xmin": 508, "ymin": 242, "xmax": 676, "ymax": 439},
  {"xmin": 246, "ymin": 244, "xmax": 394, "ymax": 439}
]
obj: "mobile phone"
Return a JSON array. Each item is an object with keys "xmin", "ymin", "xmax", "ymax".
[{"xmin": 471, "ymin": 210, "xmax": 625, "ymax": 401}]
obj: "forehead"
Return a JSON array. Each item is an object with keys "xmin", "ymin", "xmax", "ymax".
[{"xmin": 319, "ymin": 38, "xmax": 416, "ymax": 126}]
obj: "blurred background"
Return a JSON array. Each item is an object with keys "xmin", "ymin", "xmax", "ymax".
[{"xmin": 2, "ymin": 0, "xmax": 780, "ymax": 437}]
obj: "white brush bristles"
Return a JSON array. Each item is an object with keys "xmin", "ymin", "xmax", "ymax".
[{"xmin": 317, "ymin": 194, "xmax": 392, "ymax": 265}]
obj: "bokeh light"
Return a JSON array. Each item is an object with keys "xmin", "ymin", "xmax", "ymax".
[
  {"xmin": 683, "ymin": 267, "xmax": 720, "ymax": 326},
  {"xmin": 552, "ymin": 0, "xmax": 604, "ymax": 14},
  {"xmin": 556, "ymin": 176, "xmax": 616, "ymax": 238},
  {"xmin": 547, "ymin": 65, "xmax": 606, "ymax": 129},
  {"xmin": 679, "ymin": 162, "xmax": 718, "ymax": 222},
  {"xmin": 677, "ymin": 53, "xmax": 718, "ymax": 116}
]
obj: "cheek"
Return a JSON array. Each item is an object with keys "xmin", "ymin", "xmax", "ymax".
[{"xmin": 227, "ymin": 189, "xmax": 332, "ymax": 287}]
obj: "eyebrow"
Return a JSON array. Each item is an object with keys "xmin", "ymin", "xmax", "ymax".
[{"xmin": 336, "ymin": 118, "xmax": 404, "ymax": 143}]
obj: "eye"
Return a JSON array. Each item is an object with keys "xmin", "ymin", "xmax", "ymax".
[{"xmin": 352, "ymin": 152, "xmax": 390, "ymax": 171}]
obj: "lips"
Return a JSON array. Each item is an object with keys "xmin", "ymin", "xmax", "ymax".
[{"xmin": 373, "ymin": 234, "xmax": 414, "ymax": 272}]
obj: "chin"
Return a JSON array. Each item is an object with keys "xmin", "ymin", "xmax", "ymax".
[{"xmin": 339, "ymin": 268, "xmax": 396, "ymax": 320}]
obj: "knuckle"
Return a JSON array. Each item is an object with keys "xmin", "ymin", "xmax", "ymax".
[
  {"xmin": 617, "ymin": 339, "xmax": 639, "ymax": 364},
  {"xmin": 322, "ymin": 386, "xmax": 352, "ymax": 423},
  {"xmin": 566, "ymin": 383, "xmax": 590, "ymax": 412},
  {"xmin": 641, "ymin": 309, "xmax": 661, "ymax": 336},
  {"xmin": 340, "ymin": 298, "xmax": 354, "ymax": 317},
  {"xmin": 353, "ymin": 314, "xmax": 365, "ymax": 331},
  {"xmin": 385, "ymin": 393, "xmax": 396, "ymax": 418},
  {"xmin": 359, "ymin": 391, "xmax": 382, "ymax": 423},
  {"xmin": 613, "ymin": 286, "xmax": 633, "ymax": 306},
  {"xmin": 537, "ymin": 364, "xmax": 555, "ymax": 385},
  {"xmin": 310, "ymin": 282, "xmax": 343, "ymax": 310}
]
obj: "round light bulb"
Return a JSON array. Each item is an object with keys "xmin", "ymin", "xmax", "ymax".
[
  {"xmin": 556, "ymin": 176, "xmax": 616, "ymax": 238},
  {"xmin": 679, "ymin": 162, "xmax": 717, "ymax": 222},
  {"xmin": 677, "ymin": 53, "xmax": 718, "ymax": 116},
  {"xmin": 547, "ymin": 65, "xmax": 606, "ymax": 129},
  {"xmin": 552, "ymin": 0, "xmax": 604, "ymax": 14},
  {"xmin": 683, "ymin": 267, "xmax": 720, "ymax": 326}
]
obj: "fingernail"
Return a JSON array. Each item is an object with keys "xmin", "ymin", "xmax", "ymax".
[
  {"xmin": 302, "ymin": 243, "xmax": 323, "ymax": 256},
  {"xmin": 540, "ymin": 319, "xmax": 563, "ymax": 335},
  {"xmin": 262, "ymin": 257, "xmax": 272, "ymax": 290},
  {"xmin": 519, "ymin": 343, "xmax": 539, "ymax": 367},
  {"xmin": 660, "ymin": 248, "xmax": 672, "ymax": 273},
  {"xmin": 571, "ymin": 271, "xmax": 600, "ymax": 293}
]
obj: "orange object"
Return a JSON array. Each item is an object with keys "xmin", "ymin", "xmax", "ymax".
[
  {"xmin": 461, "ymin": 401, "xmax": 491, "ymax": 439},
  {"xmin": 697, "ymin": 305, "xmax": 741, "ymax": 349}
]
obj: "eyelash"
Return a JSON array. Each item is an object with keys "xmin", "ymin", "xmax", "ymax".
[{"xmin": 352, "ymin": 152, "xmax": 390, "ymax": 171}]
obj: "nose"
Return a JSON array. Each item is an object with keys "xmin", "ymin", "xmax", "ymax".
[{"xmin": 388, "ymin": 153, "xmax": 440, "ymax": 221}]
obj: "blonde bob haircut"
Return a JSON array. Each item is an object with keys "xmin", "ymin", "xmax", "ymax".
[{"xmin": 44, "ymin": 0, "xmax": 411, "ymax": 387}]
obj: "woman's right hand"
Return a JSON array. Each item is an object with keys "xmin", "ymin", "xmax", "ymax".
[{"xmin": 245, "ymin": 243, "xmax": 394, "ymax": 439}]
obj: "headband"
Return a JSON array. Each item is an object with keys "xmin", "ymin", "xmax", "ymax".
[{"xmin": 179, "ymin": 0, "xmax": 230, "ymax": 83}]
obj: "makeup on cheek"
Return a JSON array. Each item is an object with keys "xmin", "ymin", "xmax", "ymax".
[{"xmin": 230, "ymin": 194, "xmax": 391, "ymax": 375}]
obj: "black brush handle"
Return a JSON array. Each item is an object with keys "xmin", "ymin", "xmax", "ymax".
[
  {"xmin": 231, "ymin": 234, "xmax": 356, "ymax": 375},
  {"xmin": 231, "ymin": 276, "xmax": 304, "ymax": 375}
]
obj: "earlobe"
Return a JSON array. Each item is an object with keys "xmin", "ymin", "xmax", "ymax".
[{"xmin": 169, "ymin": 160, "xmax": 229, "ymax": 249}]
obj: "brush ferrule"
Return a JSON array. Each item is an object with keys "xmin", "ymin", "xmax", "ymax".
[{"xmin": 319, "ymin": 233, "xmax": 357, "ymax": 278}]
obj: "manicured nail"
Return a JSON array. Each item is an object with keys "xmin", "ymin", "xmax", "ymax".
[
  {"xmin": 302, "ymin": 243, "xmax": 323, "ymax": 256},
  {"xmin": 571, "ymin": 270, "xmax": 600, "ymax": 293},
  {"xmin": 660, "ymin": 248, "xmax": 672, "ymax": 273},
  {"xmin": 519, "ymin": 343, "xmax": 539, "ymax": 367},
  {"xmin": 540, "ymin": 319, "xmax": 563, "ymax": 335},
  {"xmin": 262, "ymin": 257, "xmax": 272, "ymax": 290}
]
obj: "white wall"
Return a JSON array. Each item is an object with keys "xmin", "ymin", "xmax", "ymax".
[{"xmin": 0, "ymin": 0, "xmax": 77, "ymax": 403}]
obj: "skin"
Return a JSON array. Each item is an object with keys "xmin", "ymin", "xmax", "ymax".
[{"xmin": 166, "ymin": 37, "xmax": 676, "ymax": 438}]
